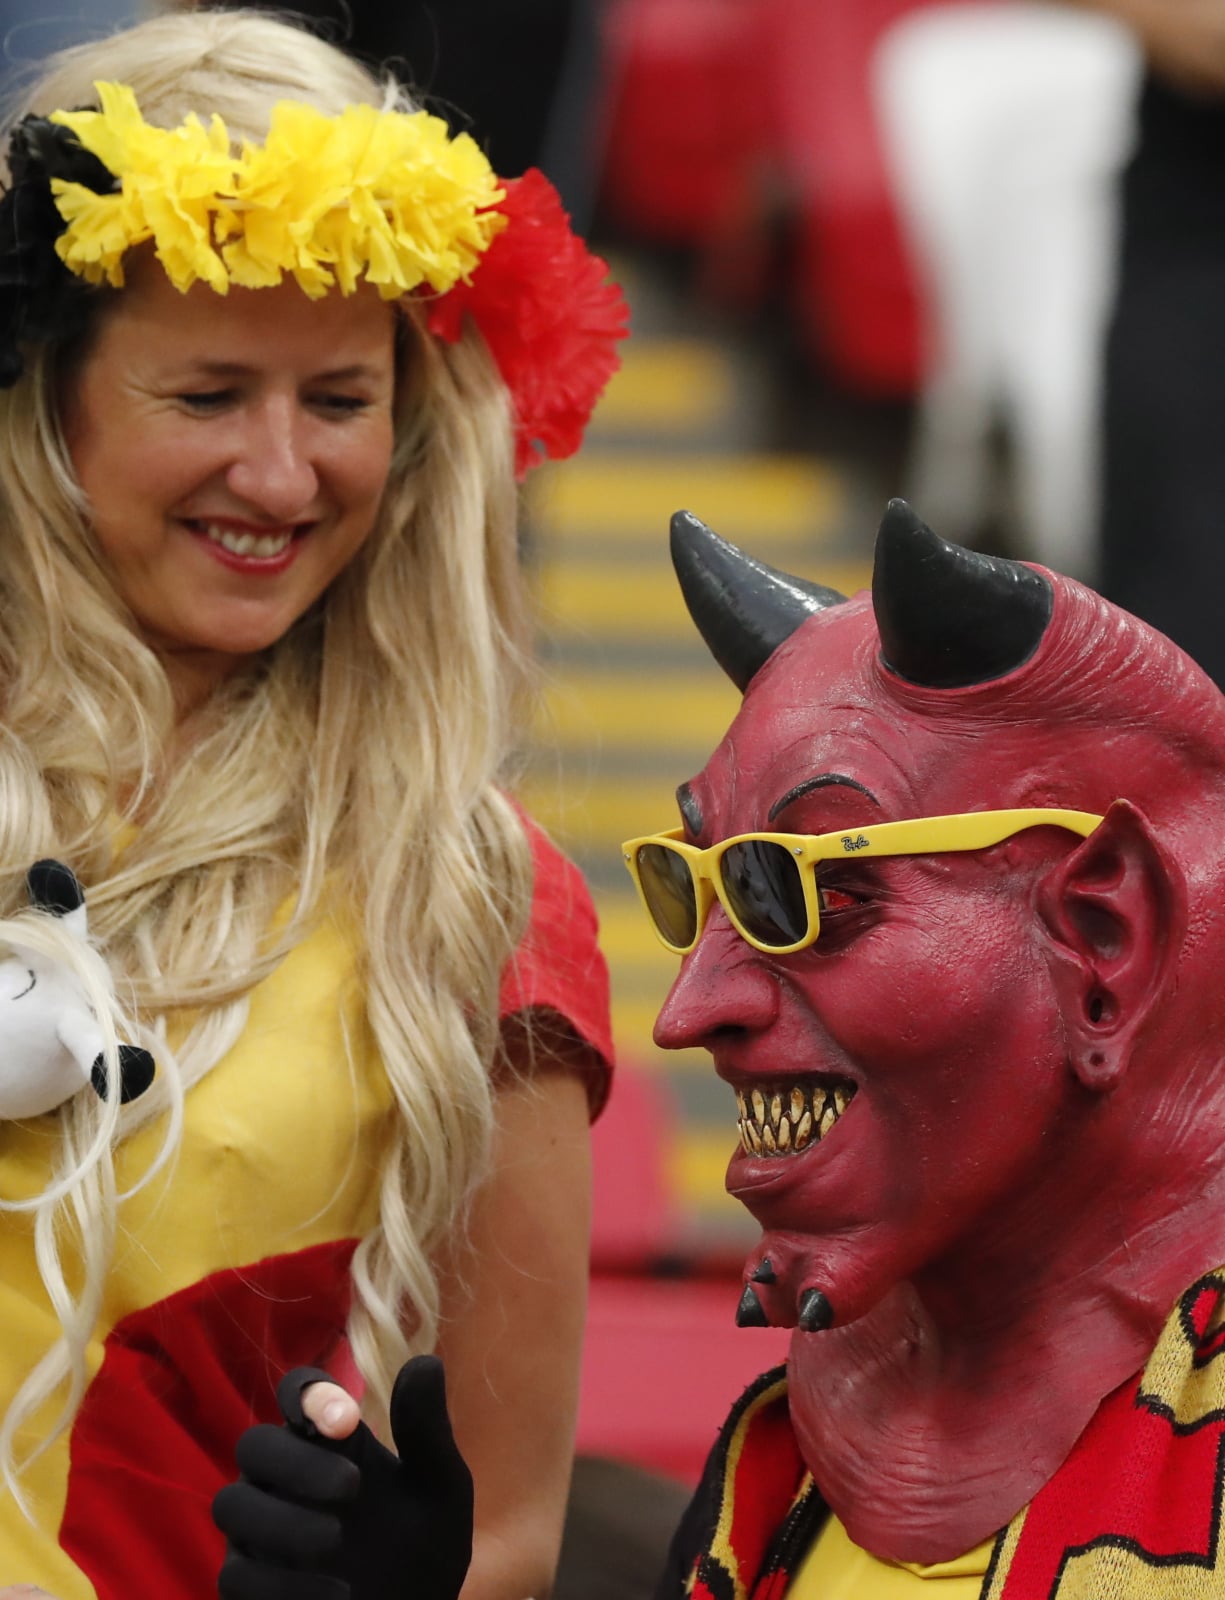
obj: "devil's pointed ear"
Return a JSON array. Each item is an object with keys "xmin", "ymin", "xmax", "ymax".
[
  {"xmin": 1036, "ymin": 800, "xmax": 1179, "ymax": 1092},
  {"xmin": 872, "ymin": 499, "xmax": 1053, "ymax": 687},
  {"xmin": 670, "ymin": 510, "xmax": 847, "ymax": 691}
]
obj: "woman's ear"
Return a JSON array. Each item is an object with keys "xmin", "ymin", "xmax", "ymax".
[{"xmin": 1036, "ymin": 800, "xmax": 1182, "ymax": 1092}]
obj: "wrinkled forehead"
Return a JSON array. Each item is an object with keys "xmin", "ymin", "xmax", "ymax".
[
  {"xmin": 682, "ymin": 600, "xmax": 1044, "ymax": 833},
  {"xmin": 688, "ymin": 624, "xmax": 901, "ymax": 831}
]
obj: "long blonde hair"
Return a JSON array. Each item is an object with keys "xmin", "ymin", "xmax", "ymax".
[{"xmin": 0, "ymin": 8, "xmax": 536, "ymax": 1497}]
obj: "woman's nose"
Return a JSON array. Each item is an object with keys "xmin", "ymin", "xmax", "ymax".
[
  {"xmin": 653, "ymin": 913, "xmax": 780, "ymax": 1052},
  {"xmin": 225, "ymin": 396, "xmax": 319, "ymax": 521}
]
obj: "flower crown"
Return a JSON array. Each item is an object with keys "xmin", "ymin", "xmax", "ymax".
[{"xmin": 0, "ymin": 82, "xmax": 628, "ymax": 477}]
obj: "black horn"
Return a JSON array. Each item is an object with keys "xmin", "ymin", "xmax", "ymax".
[
  {"xmin": 872, "ymin": 500, "xmax": 1053, "ymax": 688},
  {"xmin": 670, "ymin": 510, "xmax": 847, "ymax": 692}
]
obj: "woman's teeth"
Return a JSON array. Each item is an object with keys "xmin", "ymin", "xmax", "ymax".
[
  {"xmin": 196, "ymin": 522, "xmax": 295, "ymax": 557},
  {"xmin": 735, "ymin": 1080, "xmax": 856, "ymax": 1157}
]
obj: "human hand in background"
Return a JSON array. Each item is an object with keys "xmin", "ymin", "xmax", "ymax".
[
  {"xmin": 1083, "ymin": 0, "xmax": 1225, "ymax": 94},
  {"xmin": 214, "ymin": 1357, "xmax": 473, "ymax": 1600}
]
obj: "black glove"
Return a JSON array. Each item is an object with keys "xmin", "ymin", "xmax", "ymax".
[{"xmin": 214, "ymin": 1356, "xmax": 473, "ymax": 1600}]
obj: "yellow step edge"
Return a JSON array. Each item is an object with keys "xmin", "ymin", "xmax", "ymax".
[
  {"xmin": 534, "ymin": 671, "xmax": 740, "ymax": 753},
  {"xmin": 608, "ymin": 1012, "xmax": 714, "ymax": 1075},
  {"xmin": 591, "ymin": 340, "xmax": 738, "ymax": 433},
  {"xmin": 518, "ymin": 773, "xmax": 690, "ymax": 859},
  {"xmin": 595, "ymin": 893, "xmax": 687, "ymax": 967},
  {"xmin": 533, "ymin": 559, "xmax": 871, "ymax": 642},
  {"xmin": 608, "ymin": 991, "xmax": 675, "ymax": 1048},
  {"xmin": 529, "ymin": 454, "xmax": 844, "ymax": 543},
  {"xmin": 666, "ymin": 1128, "xmax": 745, "ymax": 1216}
]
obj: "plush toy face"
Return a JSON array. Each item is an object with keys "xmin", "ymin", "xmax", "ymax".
[
  {"xmin": 0, "ymin": 938, "xmax": 102, "ymax": 1119},
  {"xmin": 0, "ymin": 861, "xmax": 154, "ymax": 1120},
  {"xmin": 654, "ymin": 602, "xmax": 1086, "ymax": 1332}
]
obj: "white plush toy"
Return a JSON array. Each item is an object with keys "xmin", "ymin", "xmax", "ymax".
[{"xmin": 0, "ymin": 859, "xmax": 154, "ymax": 1119}]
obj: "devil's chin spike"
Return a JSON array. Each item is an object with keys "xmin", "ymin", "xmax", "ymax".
[
  {"xmin": 736, "ymin": 1285, "xmax": 770, "ymax": 1328},
  {"xmin": 751, "ymin": 1258, "xmax": 777, "ymax": 1285},
  {"xmin": 797, "ymin": 1288, "xmax": 834, "ymax": 1333}
]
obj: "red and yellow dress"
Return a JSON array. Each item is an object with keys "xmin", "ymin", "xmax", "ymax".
[{"xmin": 0, "ymin": 820, "xmax": 612, "ymax": 1598}]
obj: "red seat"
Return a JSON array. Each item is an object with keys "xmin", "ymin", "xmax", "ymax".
[
  {"xmin": 580, "ymin": 1061, "xmax": 791, "ymax": 1483},
  {"xmin": 577, "ymin": 1275, "xmax": 791, "ymax": 1484},
  {"xmin": 589, "ymin": 1056, "xmax": 681, "ymax": 1272}
]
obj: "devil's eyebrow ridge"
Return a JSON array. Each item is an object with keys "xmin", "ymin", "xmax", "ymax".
[{"xmin": 768, "ymin": 773, "xmax": 879, "ymax": 823}]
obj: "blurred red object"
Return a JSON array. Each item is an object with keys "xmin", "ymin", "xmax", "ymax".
[
  {"xmin": 578, "ymin": 1275, "xmax": 790, "ymax": 1484},
  {"xmin": 769, "ymin": 0, "xmax": 933, "ymax": 395},
  {"xmin": 589, "ymin": 1052, "xmax": 681, "ymax": 1271},
  {"xmin": 598, "ymin": 0, "xmax": 774, "ymax": 246},
  {"xmin": 579, "ymin": 1060, "xmax": 790, "ymax": 1484},
  {"xmin": 598, "ymin": 0, "xmax": 974, "ymax": 397}
]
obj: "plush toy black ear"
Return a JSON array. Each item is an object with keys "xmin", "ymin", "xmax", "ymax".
[
  {"xmin": 27, "ymin": 859, "xmax": 84, "ymax": 915},
  {"xmin": 90, "ymin": 1044, "xmax": 156, "ymax": 1105}
]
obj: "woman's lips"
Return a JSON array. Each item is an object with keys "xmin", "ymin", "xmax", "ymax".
[{"xmin": 182, "ymin": 517, "xmax": 310, "ymax": 573}]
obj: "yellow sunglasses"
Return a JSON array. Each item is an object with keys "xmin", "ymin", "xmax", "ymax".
[{"xmin": 622, "ymin": 808, "xmax": 1104, "ymax": 955}]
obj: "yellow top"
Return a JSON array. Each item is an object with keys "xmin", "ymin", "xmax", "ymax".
[
  {"xmin": 0, "ymin": 900, "xmax": 389, "ymax": 1596},
  {"xmin": 790, "ymin": 1514, "xmax": 994, "ymax": 1598},
  {"xmin": 0, "ymin": 817, "xmax": 609, "ymax": 1595}
]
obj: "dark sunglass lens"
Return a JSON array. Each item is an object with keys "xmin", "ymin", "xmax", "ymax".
[
  {"xmin": 636, "ymin": 844, "xmax": 699, "ymax": 948},
  {"xmin": 720, "ymin": 839, "xmax": 808, "ymax": 947}
]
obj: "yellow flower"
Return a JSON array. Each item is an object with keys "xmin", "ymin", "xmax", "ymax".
[
  {"xmin": 52, "ymin": 82, "xmax": 237, "ymax": 291},
  {"xmin": 44, "ymin": 81, "xmax": 508, "ymax": 301},
  {"xmin": 221, "ymin": 101, "xmax": 506, "ymax": 299}
]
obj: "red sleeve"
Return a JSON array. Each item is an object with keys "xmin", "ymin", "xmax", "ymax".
[{"xmin": 498, "ymin": 809, "xmax": 614, "ymax": 1119}]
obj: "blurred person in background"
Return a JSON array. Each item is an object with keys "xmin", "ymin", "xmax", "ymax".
[
  {"xmin": 1058, "ymin": 0, "xmax": 1225, "ymax": 686},
  {"xmin": 181, "ymin": 0, "xmax": 606, "ymax": 230},
  {"xmin": 873, "ymin": 1, "xmax": 1139, "ymax": 581}
]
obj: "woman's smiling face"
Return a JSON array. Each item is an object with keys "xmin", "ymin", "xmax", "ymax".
[{"xmin": 63, "ymin": 259, "xmax": 398, "ymax": 699}]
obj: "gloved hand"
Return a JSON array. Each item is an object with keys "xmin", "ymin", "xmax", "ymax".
[{"xmin": 213, "ymin": 1356, "xmax": 473, "ymax": 1600}]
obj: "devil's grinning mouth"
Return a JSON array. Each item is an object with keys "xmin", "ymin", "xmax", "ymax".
[{"xmin": 735, "ymin": 1080, "xmax": 857, "ymax": 1156}]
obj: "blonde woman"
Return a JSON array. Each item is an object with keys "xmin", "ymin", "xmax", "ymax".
[{"xmin": 0, "ymin": 9, "xmax": 624, "ymax": 1597}]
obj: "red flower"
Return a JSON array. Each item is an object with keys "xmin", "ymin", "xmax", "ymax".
[{"xmin": 426, "ymin": 168, "xmax": 629, "ymax": 479}]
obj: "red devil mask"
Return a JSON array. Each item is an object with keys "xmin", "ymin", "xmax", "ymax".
[{"xmin": 635, "ymin": 501, "xmax": 1225, "ymax": 1560}]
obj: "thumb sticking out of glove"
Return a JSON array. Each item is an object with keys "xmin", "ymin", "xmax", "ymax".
[{"xmin": 215, "ymin": 1356, "xmax": 473, "ymax": 1600}]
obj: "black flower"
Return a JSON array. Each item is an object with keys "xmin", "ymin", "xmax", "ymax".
[{"xmin": 0, "ymin": 115, "xmax": 116, "ymax": 387}]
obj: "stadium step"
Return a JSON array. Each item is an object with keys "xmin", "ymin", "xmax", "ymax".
[{"xmin": 522, "ymin": 271, "xmax": 876, "ymax": 1255}]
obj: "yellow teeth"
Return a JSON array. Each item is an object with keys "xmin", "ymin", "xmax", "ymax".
[{"xmin": 735, "ymin": 1080, "xmax": 857, "ymax": 1158}]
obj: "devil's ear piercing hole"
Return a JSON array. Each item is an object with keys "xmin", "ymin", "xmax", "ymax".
[{"xmin": 1088, "ymin": 993, "xmax": 1109, "ymax": 1025}]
